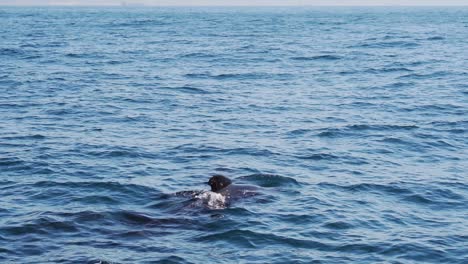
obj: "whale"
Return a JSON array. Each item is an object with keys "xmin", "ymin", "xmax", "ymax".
[
  {"xmin": 174, "ymin": 174, "xmax": 259, "ymax": 210},
  {"xmin": 207, "ymin": 174, "xmax": 258, "ymax": 199}
]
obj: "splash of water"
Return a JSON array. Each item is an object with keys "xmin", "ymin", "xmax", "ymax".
[{"xmin": 195, "ymin": 191, "xmax": 227, "ymax": 210}]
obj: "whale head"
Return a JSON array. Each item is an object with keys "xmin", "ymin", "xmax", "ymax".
[{"xmin": 207, "ymin": 175, "xmax": 232, "ymax": 192}]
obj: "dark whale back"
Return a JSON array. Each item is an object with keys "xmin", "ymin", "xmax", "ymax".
[
  {"xmin": 208, "ymin": 175, "xmax": 258, "ymax": 199},
  {"xmin": 218, "ymin": 184, "xmax": 258, "ymax": 198}
]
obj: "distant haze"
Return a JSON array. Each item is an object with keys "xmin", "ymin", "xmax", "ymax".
[{"xmin": 1, "ymin": 0, "xmax": 468, "ymax": 6}]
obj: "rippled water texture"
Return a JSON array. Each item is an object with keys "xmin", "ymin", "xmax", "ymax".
[{"xmin": 1, "ymin": 6, "xmax": 467, "ymax": 263}]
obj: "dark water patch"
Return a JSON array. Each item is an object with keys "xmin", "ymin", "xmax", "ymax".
[
  {"xmin": 195, "ymin": 229, "xmax": 330, "ymax": 250},
  {"xmin": 364, "ymin": 67, "xmax": 413, "ymax": 74},
  {"xmin": 382, "ymin": 81, "xmax": 416, "ymax": 89},
  {"xmin": 296, "ymin": 153, "xmax": 340, "ymax": 161},
  {"xmin": 0, "ymin": 208, "xmax": 11, "ymax": 216},
  {"xmin": 71, "ymin": 195, "xmax": 120, "ymax": 205},
  {"xmin": 0, "ymin": 180, "xmax": 16, "ymax": 188},
  {"xmin": 0, "ymin": 79, "xmax": 23, "ymax": 88},
  {"xmin": 184, "ymin": 72, "xmax": 291, "ymax": 80},
  {"xmin": 0, "ymin": 158, "xmax": 52, "ymax": 174},
  {"xmin": 380, "ymin": 137, "xmax": 410, "ymax": 145},
  {"xmin": 0, "ymin": 157, "xmax": 25, "ymax": 167},
  {"xmin": 430, "ymin": 120, "xmax": 468, "ymax": 128},
  {"xmin": 161, "ymin": 86, "xmax": 211, "ymax": 94},
  {"xmin": 316, "ymin": 124, "xmax": 418, "ymax": 137},
  {"xmin": 380, "ymin": 242, "xmax": 448, "ymax": 262},
  {"xmin": 172, "ymin": 144, "xmax": 277, "ymax": 158},
  {"xmin": 88, "ymin": 149, "xmax": 148, "ymax": 159},
  {"xmin": 404, "ymin": 104, "xmax": 464, "ymax": 113},
  {"xmin": 153, "ymin": 256, "xmax": 193, "ymax": 264},
  {"xmin": 323, "ymin": 221, "xmax": 354, "ymax": 230},
  {"xmin": 1, "ymin": 218, "xmax": 78, "ymax": 237},
  {"xmin": 337, "ymin": 243, "xmax": 386, "ymax": 254},
  {"xmin": 427, "ymin": 36, "xmax": 445, "ymax": 41},
  {"xmin": 403, "ymin": 189, "xmax": 466, "ymax": 208},
  {"xmin": 425, "ymin": 140, "xmax": 457, "ymax": 150},
  {"xmin": 354, "ymin": 41, "xmax": 420, "ymax": 49},
  {"xmin": 47, "ymin": 210, "xmax": 202, "ymax": 234},
  {"xmin": 180, "ymin": 52, "xmax": 216, "ymax": 59},
  {"xmin": 291, "ymin": 55, "xmax": 341, "ymax": 61},
  {"xmin": 398, "ymin": 71, "xmax": 449, "ymax": 80},
  {"xmin": 0, "ymin": 247, "xmax": 14, "ymax": 254},
  {"xmin": 109, "ymin": 19, "xmax": 169, "ymax": 27},
  {"xmin": 0, "ymin": 48, "xmax": 25, "ymax": 56},
  {"xmin": 286, "ymin": 128, "xmax": 312, "ymax": 136},
  {"xmin": 274, "ymin": 213, "xmax": 325, "ymax": 225},
  {"xmin": 347, "ymin": 124, "xmax": 418, "ymax": 131},
  {"xmin": 2, "ymin": 134, "xmax": 46, "ymax": 141},
  {"xmin": 340, "ymin": 101, "xmax": 376, "ymax": 108},
  {"xmin": 44, "ymin": 107, "xmax": 82, "ymax": 116},
  {"xmin": 85, "ymin": 260, "xmax": 115, "ymax": 264},
  {"xmin": 76, "ymin": 144, "xmax": 159, "ymax": 159},
  {"xmin": 64, "ymin": 52, "xmax": 107, "ymax": 59},
  {"xmin": 318, "ymin": 182, "xmax": 413, "ymax": 196},
  {"xmin": 297, "ymin": 150, "xmax": 369, "ymax": 166},
  {"xmin": 115, "ymin": 212, "xmax": 201, "ymax": 230},
  {"xmin": 106, "ymin": 59, "xmax": 131, "ymax": 65},
  {"xmin": 114, "ymin": 211, "xmax": 155, "ymax": 225},
  {"xmin": 403, "ymin": 194, "xmax": 435, "ymax": 204},
  {"xmin": 55, "ymin": 210, "xmax": 109, "ymax": 224},
  {"xmin": 321, "ymin": 182, "xmax": 466, "ymax": 209},
  {"xmin": 20, "ymin": 181, "xmax": 161, "ymax": 205},
  {"xmin": 316, "ymin": 128, "xmax": 346, "ymax": 138},
  {"xmin": 65, "ymin": 53, "xmax": 83, "ymax": 58},
  {"xmin": 223, "ymin": 207, "xmax": 256, "ymax": 217}
]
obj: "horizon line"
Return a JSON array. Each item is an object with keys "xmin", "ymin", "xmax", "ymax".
[{"xmin": 1, "ymin": 4, "xmax": 468, "ymax": 7}]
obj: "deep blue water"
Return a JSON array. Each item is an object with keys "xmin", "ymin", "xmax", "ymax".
[{"xmin": 1, "ymin": 6, "xmax": 467, "ymax": 263}]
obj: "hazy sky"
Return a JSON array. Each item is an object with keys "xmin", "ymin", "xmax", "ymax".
[{"xmin": 1, "ymin": 0, "xmax": 467, "ymax": 6}]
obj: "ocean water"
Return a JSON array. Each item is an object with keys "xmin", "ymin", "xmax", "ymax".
[{"xmin": 0, "ymin": 6, "xmax": 467, "ymax": 263}]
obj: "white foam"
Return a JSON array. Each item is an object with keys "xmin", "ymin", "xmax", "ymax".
[{"xmin": 195, "ymin": 191, "xmax": 227, "ymax": 209}]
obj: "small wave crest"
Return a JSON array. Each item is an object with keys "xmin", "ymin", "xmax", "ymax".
[
  {"xmin": 291, "ymin": 55, "xmax": 341, "ymax": 61},
  {"xmin": 353, "ymin": 41, "xmax": 420, "ymax": 49},
  {"xmin": 238, "ymin": 174, "xmax": 300, "ymax": 188}
]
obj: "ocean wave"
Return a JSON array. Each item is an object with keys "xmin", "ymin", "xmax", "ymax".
[
  {"xmin": 180, "ymin": 52, "xmax": 217, "ymax": 59},
  {"xmin": 160, "ymin": 86, "xmax": 211, "ymax": 94},
  {"xmin": 318, "ymin": 182, "xmax": 466, "ymax": 208},
  {"xmin": 290, "ymin": 55, "xmax": 341, "ymax": 61},
  {"xmin": 295, "ymin": 152, "xmax": 369, "ymax": 165},
  {"xmin": 2, "ymin": 134, "xmax": 46, "ymax": 141},
  {"xmin": 237, "ymin": 174, "xmax": 300, "ymax": 187},
  {"xmin": 364, "ymin": 67, "xmax": 413, "ymax": 74},
  {"xmin": 0, "ymin": 48, "xmax": 25, "ymax": 56},
  {"xmin": 426, "ymin": 36, "xmax": 445, "ymax": 41},
  {"xmin": 1, "ymin": 216, "xmax": 78, "ymax": 236},
  {"xmin": 184, "ymin": 72, "xmax": 292, "ymax": 80},
  {"xmin": 194, "ymin": 229, "xmax": 330, "ymax": 250},
  {"xmin": 109, "ymin": 19, "xmax": 169, "ymax": 27},
  {"xmin": 353, "ymin": 41, "xmax": 420, "ymax": 48},
  {"xmin": 316, "ymin": 124, "xmax": 418, "ymax": 138},
  {"xmin": 171, "ymin": 144, "xmax": 278, "ymax": 157},
  {"xmin": 398, "ymin": 71, "xmax": 450, "ymax": 80}
]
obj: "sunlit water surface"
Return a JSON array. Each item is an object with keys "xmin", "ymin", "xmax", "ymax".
[{"xmin": 0, "ymin": 6, "xmax": 467, "ymax": 263}]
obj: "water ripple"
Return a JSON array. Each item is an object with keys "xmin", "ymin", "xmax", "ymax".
[{"xmin": 0, "ymin": 6, "xmax": 467, "ymax": 264}]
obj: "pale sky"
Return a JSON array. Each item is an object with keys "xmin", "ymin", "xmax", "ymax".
[{"xmin": 1, "ymin": 0, "xmax": 467, "ymax": 6}]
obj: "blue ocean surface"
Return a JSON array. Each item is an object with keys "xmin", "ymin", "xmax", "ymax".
[{"xmin": 0, "ymin": 6, "xmax": 467, "ymax": 263}]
